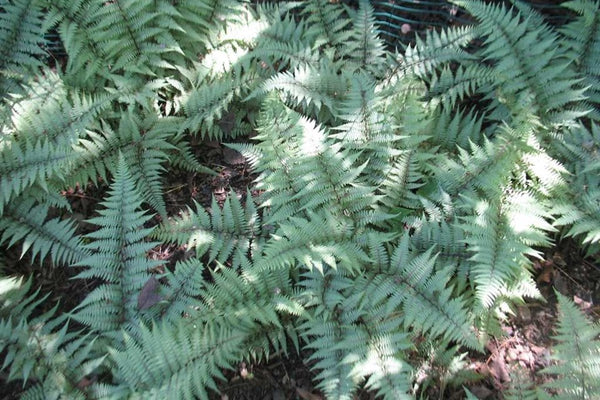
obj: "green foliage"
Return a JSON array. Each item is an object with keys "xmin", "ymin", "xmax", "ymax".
[
  {"xmin": 72, "ymin": 155, "xmax": 161, "ymax": 336},
  {"xmin": 153, "ymin": 191, "xmax": 263, "ymax": 267},
  {"xmin": 0, "ymin": 0, "xmax": 46, "ymax": 99},
  {"xmin": 1, "ymin": 0, "xmax": 600, "ymax": 398},
  {"xmin": 0, "ymin": 277, "xmax": 104, "ymax": 399},
  {"xmin": 540, "ymin": 292, "xmax": 600, "ymax": 399}
]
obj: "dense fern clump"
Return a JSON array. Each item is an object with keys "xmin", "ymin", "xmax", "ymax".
[{"xmin": 0, "ymin": 0, "xmax": 599, "ymax": 398}]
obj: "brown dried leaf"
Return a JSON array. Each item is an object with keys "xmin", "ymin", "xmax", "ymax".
[
  {"xmin": 296, "ymin": 387, "xmax": 323, "ymax": 400},
  {"xmin": 223, "ymin": 147, "xmax": 245, "ymax": 165},
  {"xmin": 138, "ymin": 276, "xmax": 162, "ymax": 310},
  {"xmin": 536, "ymin": 264, "xmax": 554, "ymax": 284},
  {"xmin": 218, "ymin": 111, "xmax": 236, "ymax": 135},
  {"xmin": 489, "ymin": 349, "xmax": 510, "ymax": 386}
]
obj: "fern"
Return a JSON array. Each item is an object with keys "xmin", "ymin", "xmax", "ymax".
[
  {"xmin": 348, "ymin": 0, "xmax": 387, "ymax": 75},
  {"xmin": 1, "ymin": 0, "xmax": 600, "ymax": 398},
  {"xmin": 426, "ymin": 64, "xmax": 495, "ymax": 110},
  {"xmin": 301, "ymin": 0, "xmax": 353, "ymax": 53},
  {"xmin": 110, "ymin": 321, "xmax": 244, "ymax": 400},
  {"xmin": 455, "ymin": 0, "xmax": 587, "ymax": 125},
  {"xmin": 43, "ymin": 0, "xmax": 109, "ymax": 82},
  {"xmin": 0, "ymin": 0, "xmax": 46, "ymax": 99},
  {"xmin": 460, "ymin": 196, "xmax": 540, "ymax": 309},
  {"xmin": 0, "ymin": 197, "xmax": 88, "ymax": 266},
  {"xmin": 0, "ymin": 138, "xmax": 76, "ymax": 213},
  {"xmin": 560, "ymin": 0, "xmax": 600, "ymax": 115},
  {"xmin": 153, "ymin": 191, "xmax": 263, "ymax": 267},
  {"xmin": 349, "ymin": 236, "xmax": 481, "ymax": 350},
  {"xmin": 65, "ymin": 113, "xmax": 174, "ymax": 216},
  {"xmin": 0, "ymin": 277, "xmax": 104, "ymax": 399},
  {"xmin": 551, "ymin": 123, "xmax": 600, "ymax": 246},
  {"xmin": 541, "ymin": 292, "xmax": 600, "ymax": 399},
  {"xmin": 400, "ymin": 25, "xmax": 475, "ymax": 78},
  {"xmin": 156, "ymin": 258, "xmax": 205, "ymax": 322},
  {"xmin": 72, "ymin": 155, "xmax": 161, "ymax": 335},
  {"xmin": 249, "ymin": 63, "xmax": 348, "ymax": 118},
  {"xmin": 300, "ymin": 271, "xmax": 413, "ymax": 399}
]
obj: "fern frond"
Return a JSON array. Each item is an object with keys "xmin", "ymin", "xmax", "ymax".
[
  {"xmin": 65, "ymin": 113, "xmax": 173, "ymax": 215},
  {"xmin": 456, "ymin": 0, "xmax": 586, "ymax": 125},
  {"xmin": 170, "ymin": 0, "xmax": 245, "ymax": 49},
  {"xmin": 110, "ymin": 320, "xmax": 243, "ymax": 400},
  {"xmin": 153, "ymin": 191, "xmax": 263, "ymax": 267},
  {"xmin": 249, "ymin": 63, "xmax": 348, "ymax": 118},
  {"xmin": 378, "ymin": 149, "xmax": 426, "ymax": 215},
  {"xmin": 302, "ymin": 320, "xmax": 360, "ymax": 399},
  {"xmin": 301, "ymin": 0, "xmax": 353, "ymax": 53},
  {"xmin": 90, "ymin": 0, "xmax": 172, "ymax": 74},
  {"xmin": 157, "ymin": 258, "xmax": 205, "ymax": 322},
  {"xmin": 560, "ymin": 0, "xmax": 600, "ymax": 112},
  {"xmin": 426, "ymin": 64, "xmax": 495, "ymax": 110},
  {"xmin": 7, "ymin": 69, "xmax": 113, "ymax": 147},
  {"xmin": 257, "ymin": 214, "xmax": 370, "ymax": 274},
  {"xmin": 253, "ymin": 96, "xmax": 382, "ymax": 231},
  {"xmin": 169, "ymin": 139, "xmax": 216, "ymax": 175},
  {"xmin": 460, "ymin": 193, "xmax": 549, "ymax": 309},
  {"xmin": 504, "ymin": 366, "xmax": 539, "ymax": 400},
  {"xmin": 0, "ymin": 276, "xmax": 104, "ymax": 398},
  {"xmin": 552, "ymin": 189, "xmax": 600, "ymax": 245},
  {"xmin": 72, "ymin": 155, "xmax": 161, "ymax": 335},
  {"xmin": 351, "ymin": 236, "xmax": 480, "ymax": 349},
  {"xmin": 300, "ymin": 271, "xmax": 413, "ymax": 399},
  {"xmin": 0, "ymin": 0, "xmax": 46, "ymax": 98},
  {"xmin": 410, "ymin": 219, "xmax": 471, "ymax": 290},
  {"xmin": 333, "ymin": 74, "xmax": 399, "ymax": 182},
  {"xmin": 541, "ymin": 292, "xmax": 600, "ymax": 399},
  {"xmin": 550, "ymin": 124, "xmax": 600, "ymax": 246},
  {"xmin": 428, "ymin": 106, "xmax": 486, "ymax": 151},
  {"xmin": 348, "ymin": 0, "xmax": 387, "ymax": 75},
  {"xmin": 432, "ymin": 135, "xmax": 522, "ymax": 200},
  {"xmin": 43, "ymin": 0, "xmax": 109, "ymax": 81},
  {"xmin": 182, "ymin": 77, "xmax": 245, "ymax": 140},
  {"xmin": 0, "ymin": 138, "xmax": 76, "ymax": 212},
  {"xmin": 0, "ymin": 197, "xmax": 88, "ymax": 266},
  {"xmin": 250, "ymin": 13, "xmax": 318, "ymax": 71},
  {"xmin": 401, "ymin": 26, "xmax": 475, "ymax": 78}
]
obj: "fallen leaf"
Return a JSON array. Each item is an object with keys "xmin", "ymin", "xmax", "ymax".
[
  {"xmin": 138, "ymin": 276, "xmax": 162, "ymax": 310},
  {"xmin": 573, "ymin": 295, "xmax": 592, "ymax": 311},
  {"xmin": 76, "ymin": 376, "xmax": 94, "ymax": 390},
  {"xmin": 218, "ymin": 111, "xmax": 236, "ymax": 135},
  {"xmin": 296, "ymin": 387, "xmax": 323, "ymax": 400},
  {"xmin": 489, "ymin": 348, "xmax": 510, "ymax": 386},
  {"xmin": 536, "ymin": 264, "xmax": 554, "ymax": 284},
  {"xmin": 469, "ymin": 385, "xmax": 493, "ymax": 399},
  {"xmin": 223, "ymin": 147, "xmax": 245, "ymax": 165}
]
